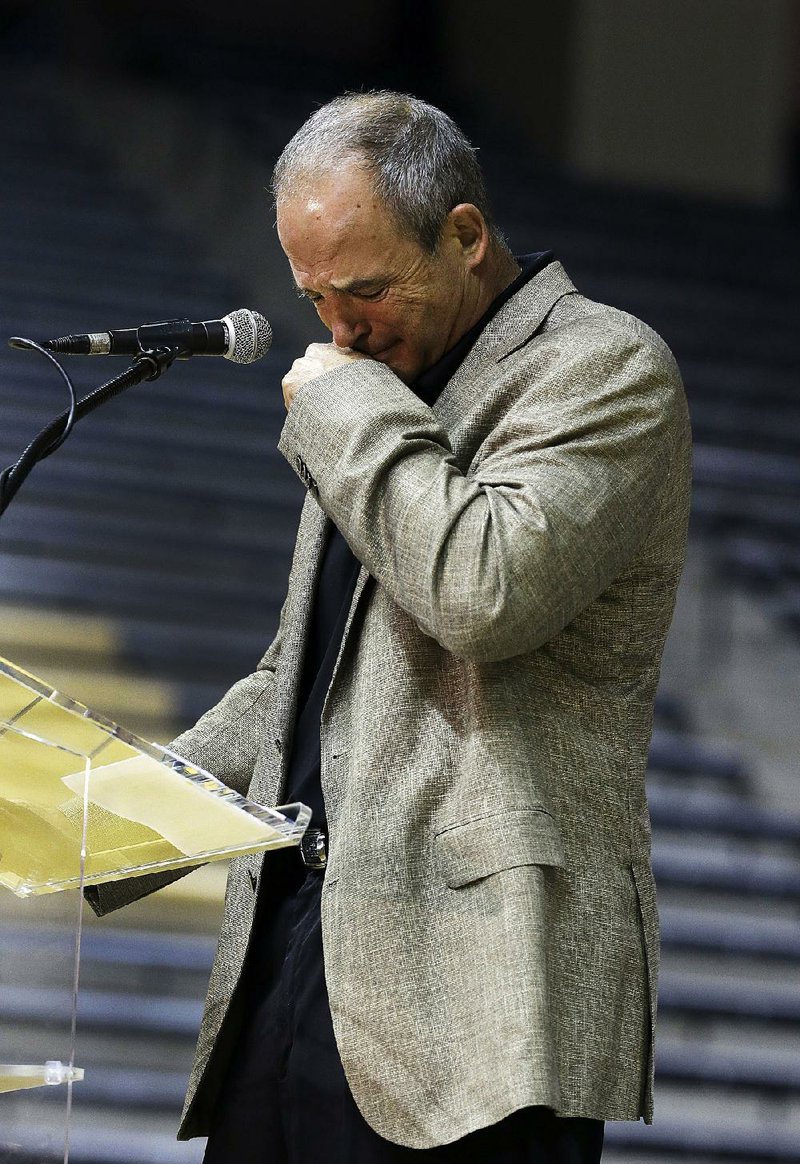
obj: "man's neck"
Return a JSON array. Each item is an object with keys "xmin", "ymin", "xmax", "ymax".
[{"xmin": 474, "ymin": 245, "xmax": 523, "ymax": 321}]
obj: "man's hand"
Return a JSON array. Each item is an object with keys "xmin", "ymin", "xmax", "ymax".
[{"xmin": 282, "ymin": 343, "xmax": 369, "ymax": 410}]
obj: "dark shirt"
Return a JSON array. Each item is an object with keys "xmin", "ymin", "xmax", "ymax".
[{"xmin": 284, "ymin": 252, "xmax": 554, "ymax": 825}]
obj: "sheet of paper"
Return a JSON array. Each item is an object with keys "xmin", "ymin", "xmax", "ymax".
[{"xmin": 61, "ymin": 756, "xmax": 277, "ymax": 854}]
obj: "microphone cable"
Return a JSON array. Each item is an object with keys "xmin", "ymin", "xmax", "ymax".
[
  {"xmin": 1, "ymin": 338, "xmax": 78, "ymax": 514},
  {"xmin": 1, "ymin": 338, "xmax": 178, "ymax": 516}
]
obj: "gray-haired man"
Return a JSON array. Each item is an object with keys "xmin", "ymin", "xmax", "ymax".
[{"xmin": 97, "ymin": 91, "xmax": 691, "ymax": 1163}]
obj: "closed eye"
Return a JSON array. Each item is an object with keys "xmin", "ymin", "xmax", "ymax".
[
  {"xmin": 354, "ymin": 286, "xmax": 388, "ymax": 301},
  {"xmin": 294, "ymin": 283, "xmax": 388, "ymax": 304}
]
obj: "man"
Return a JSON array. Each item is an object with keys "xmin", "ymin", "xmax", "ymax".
[{"xmin": 92, "ymin": 92, "xmax": 691, "ymax": 1162}]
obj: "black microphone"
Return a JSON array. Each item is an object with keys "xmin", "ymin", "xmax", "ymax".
[{"xmin": 26, "ymin": 309, "xmax": 272, "ymax": 365}]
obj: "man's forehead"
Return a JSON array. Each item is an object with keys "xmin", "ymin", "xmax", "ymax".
[
  {"xmin": 292, "ymin": 268, "xmax": 393, "ymax": 295},
  {"xmin": 286, "ymin": 239, "xmax": 394, "ymax": 294},
  {"xmin": 277, "ymin": 165, "xmax": 380, "ymax": 225},
  {"xmin": 278, "ymin": 172, "xmax": 418, "ymax": 291}
]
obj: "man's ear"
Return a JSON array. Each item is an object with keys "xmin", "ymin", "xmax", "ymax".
[{"xmin": 447, "ymin": 203, "xmax": 490, "ymax": 269}]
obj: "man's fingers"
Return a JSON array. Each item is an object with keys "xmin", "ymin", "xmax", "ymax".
[
  {"xmin": 282, "ymin": 356, "xmax": 324, "ymax": 409},
  {"xmin": 282, "ymin": 344, "xmax": 369, "ymax": 410}
]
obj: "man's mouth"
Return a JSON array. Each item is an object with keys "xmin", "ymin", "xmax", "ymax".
[{"xmin": 367, "ymin": 342, "xmax": 396, "ymax": 362}]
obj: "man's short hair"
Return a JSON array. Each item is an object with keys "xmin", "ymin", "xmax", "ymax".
[{"xmin": 271, "ymin": 90, "xmax": 501, "ymax": 253}]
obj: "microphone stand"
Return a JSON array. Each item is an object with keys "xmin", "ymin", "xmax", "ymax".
[{"xmin": 0, "ymin": 346, "xmax": 181, "ymax": 517}]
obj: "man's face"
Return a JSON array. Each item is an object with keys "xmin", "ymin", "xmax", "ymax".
[{"xmin": 277, "ymin": 166, "xmax": 482, "ymax": 384}]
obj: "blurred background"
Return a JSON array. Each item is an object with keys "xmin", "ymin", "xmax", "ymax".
[{"xmin": 1, "ymin": 0, "xmax": 799, "ymax": 1160}]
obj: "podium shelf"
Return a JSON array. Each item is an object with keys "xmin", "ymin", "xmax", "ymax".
[
  {"xmin": 0, "ymin": 656, "xmax": 311, "ymax": 896},
  {"xmin": 0, "ymin": 1061, "xmax": 84, "ymax": 1093}
]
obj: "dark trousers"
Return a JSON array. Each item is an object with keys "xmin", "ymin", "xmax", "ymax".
[{"xmin": 203, "ymin": 850, "xmax": 604, "ymax": 1164}]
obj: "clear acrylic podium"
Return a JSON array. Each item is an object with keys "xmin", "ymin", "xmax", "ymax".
[{"xmin": 0, "ymin": 655, "xmax": 310, "ymax": 1160}]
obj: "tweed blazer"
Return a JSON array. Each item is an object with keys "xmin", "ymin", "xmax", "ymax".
[{"xmin": 94, "ymin": 261, "xmax": 691, "ymax": 1147}]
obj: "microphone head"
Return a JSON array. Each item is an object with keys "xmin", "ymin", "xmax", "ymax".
[{"xmin": 223, "ymin": 309, "xmax": 272, "ymax": 364}]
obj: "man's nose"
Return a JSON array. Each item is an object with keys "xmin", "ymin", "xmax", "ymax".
[{"xmin": 328, "ymin": 305, "xmax": 370, "ymax": 350}]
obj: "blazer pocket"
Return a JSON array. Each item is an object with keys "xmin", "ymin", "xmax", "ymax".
[{"xmin": 435, "ymin": 808, "xmax": 566, "ymax": 889}]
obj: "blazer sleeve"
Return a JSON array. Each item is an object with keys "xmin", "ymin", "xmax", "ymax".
[
  {"xmin": 278, "ymin": 312, "xmax": 689, "ymax": 663},
  {"xmin": 167, "ymin": 625, "xmax": 282, "ymax": 796}
]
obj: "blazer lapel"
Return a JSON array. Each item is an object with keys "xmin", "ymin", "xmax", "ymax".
[
  {"xmin": 325, "ymin": 567, "xmax": 370, "ymax": 705},
  {"xmin": 268, "ymin": 493, "xmax": 329, "ymax": 793},
  {"xmin": 434, "ymin": 261, "xmax": 578, "ymax": 435}
]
